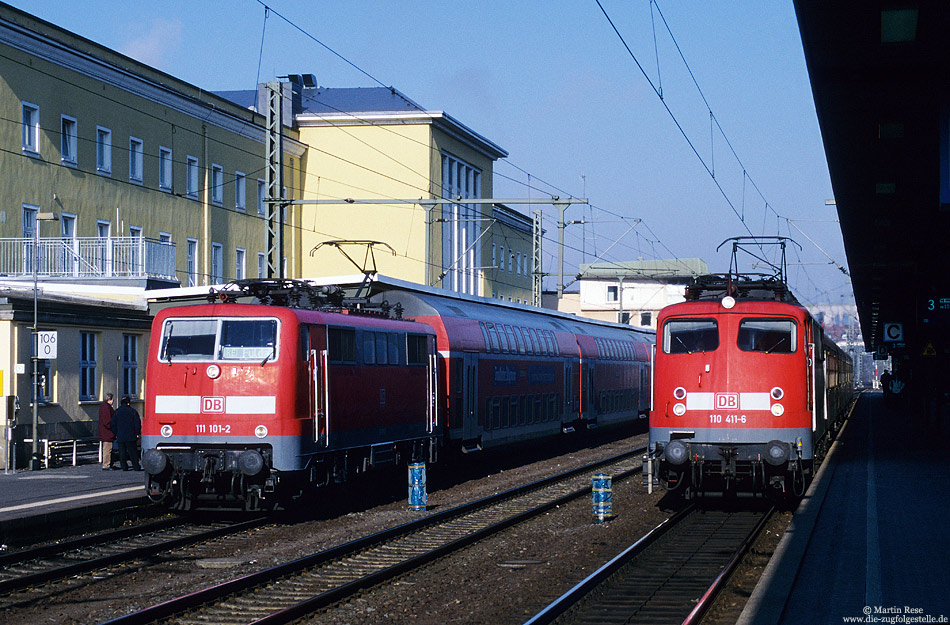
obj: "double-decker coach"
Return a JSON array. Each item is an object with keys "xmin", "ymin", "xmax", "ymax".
[{"xmin": 375, "ymin": 289, "xmax": 654, "ymax": 453}]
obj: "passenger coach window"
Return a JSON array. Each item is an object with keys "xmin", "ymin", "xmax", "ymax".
[
  {"xmin": 663, "ymin": 319, "xmax": 718, "ymax": 354},
  {"xmin": 738, "ymin": 319, "xmax": 796, "ymax": 354}
]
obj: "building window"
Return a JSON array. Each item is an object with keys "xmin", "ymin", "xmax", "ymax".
[
  {"xmin": 186, "ymin": 156, "xmax": 199, "ymax": 198},
  {"xmin": 607, "ymin": 285, "xmax": 619, "ymax": 303},
  {"xmin": 640, "ymin": 311, "xmax": 652, "ymax": 326},
  {"xmin": 128, "ymin": 225, "xmax": 143, "ymax": 275},
  {"xmin": 21, "ymin": 102, "xmax": 39, "ymax": 154},
  {"xmin": 211, "ymin": 242, "xmax": 223, "ymax": 283},
  {"xmin": 257, "ymin": 179, "xmax": 266, "ymax": 216},
  {"xmin": 235, "ymin": 248, "xmax": 245, "ymax": 280},
  {"xmin": 129, "ymin": 137, "xmax": 143, "ymax": 182},
  {"xmin": 211, "ymin": 163, "xmax": 223, "ymax": 204},
  {"xmin": 509, "ymin": 252, "xmax": 514, "ymax": 274},
  {"xmin": 96, "ymin": 220, "xmax": 111, "ymax": 276},
  {"xmin": 122, "ymin": 334, "xmax": 138, "ymax": 398},
  {"xmin": 186, "ymin": 238, "xmax": 197, "ymax": 286},
  {"xmin": 499, "ymin": 246, "xmax": 505, "ymax": 271},
  {"xmin": 35, "ymin": 359, "xmax": 52, "ymax": 403},
  {"xmin": 96, "ymin": 126, "xmax": 111, "ymax": 173},
  {"xmin": 257, "ymin": 252, "xmax": 265, "ymax": 278},
  {"xmin": 235, "ymin": 171, "xmax": 246, "ymax": 211},
  {"xmin": 159, "ymin": 146, "xmax": 172, "ymax": 191},
  {"xmin": 80, "ymin": 332, "xmax": 97, "ymax": 401},
  {"xmin": 60, "ymin": 115, "xmax": 77, "ymax": 164},
  {"xmin": 440, "ymin": 153, "xmax": 482, "ymax": 296}
]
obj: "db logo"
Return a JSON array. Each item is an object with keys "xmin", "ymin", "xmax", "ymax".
[
  {"xmin": 715, "ymin": 393, "xmax": 739, "ymax": 410},
  {"xmin": 202, "ymin": 397, "xmax": 225, "ymax": 414}
]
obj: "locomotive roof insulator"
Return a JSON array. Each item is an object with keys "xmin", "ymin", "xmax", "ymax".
[{"xmin": 205, "ymin": 278, "xmax": 412, "ymax": 322}]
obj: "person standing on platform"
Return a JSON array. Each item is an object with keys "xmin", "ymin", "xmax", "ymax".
[
  {"xmin": 111, "ymin": 396, "xmax": 142, "ymax": 471},
  {"xmin": 98, "ymin": 393, "xmax": 116, "ymax": 470}
]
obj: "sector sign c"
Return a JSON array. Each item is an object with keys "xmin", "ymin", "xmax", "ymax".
[{"xmin": 883, "ymin": 322, "xmax": 903, "ymax": 343}]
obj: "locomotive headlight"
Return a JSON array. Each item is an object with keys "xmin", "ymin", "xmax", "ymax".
[
  {"xmin": 664, "ymin": 439, "xmax": 689, "ymax": 465},
  {"xmin": 254, "ymin": 425, "xmax": 268, "ymax": 439},
  {"xmin": 765, "ymin": 440, "xmax": 789, "ymax": 466},
  {"xmin": 160, "ymin": 424, "xmax": 173, "ymax": 438},
  {"xmin": 206, "ymin": 364, "xmax": 221, "ymax": 379},
  {"xmin": 673, "ymin": 402, "xmax": 686, "ymax": 416},
  {"xmin": 673, "ymin": 386, "xmax": 687, "ymax": 400},
  {"xmin": 721, "ymin": 296, "xmax": 736, "ymax": 309},
  {"xmin": 771, "ymin": 403, "xmax": 785, "ymax": 417},
  {"xmin": 771, "ymin": 386, "xmax": 784, "ymax": 400}
]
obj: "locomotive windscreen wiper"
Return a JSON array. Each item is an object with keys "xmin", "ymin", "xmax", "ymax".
[
  {"xmin": 674, "ymin": 335, "xmax": 692, "ymax": 354},
  {"xmin": 261, "ymin": 348, "xmax": 274, "ymax": 366}
]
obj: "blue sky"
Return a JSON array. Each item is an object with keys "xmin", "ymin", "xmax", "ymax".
[{"xmin": 11, "ymin": 0, "xmax": 851, "ymax": 307}]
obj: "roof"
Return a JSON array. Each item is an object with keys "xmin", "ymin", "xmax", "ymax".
[
  {"xmin": 215, "ymin": 84, "xmax": 508, "ymax": 161},
  {"xmin": 579, "ymin": 258, "xmax": 709, "ymax": 280}
]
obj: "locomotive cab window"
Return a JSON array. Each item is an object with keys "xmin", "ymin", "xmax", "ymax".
[
  {"xmin": 663, "ymin": 319, "xmax": 718, "ymax": 354},
  {"xmin": 159, "ymin": 318, "xmax": 278, "ymax": 362},
  {"xmin": 737, "ymin": 319, "xmax": 797, "ymax": 354}
]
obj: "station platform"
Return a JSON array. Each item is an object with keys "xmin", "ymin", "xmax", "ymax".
[
  {"xmin": 0, "ymin": 461, "xmax": 152, "ymax": 548},
  {"xmin": 738, "ymin": 392, "xmax": 950, "ymax": 624}
]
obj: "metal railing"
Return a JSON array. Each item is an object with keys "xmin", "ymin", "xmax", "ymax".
[{"xmin": 0, "ymin": 237, "xmax": 176, "ymax": 280}]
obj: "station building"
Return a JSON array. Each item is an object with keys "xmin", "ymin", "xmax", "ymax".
[
  {"xmin": 546, "ymin": 259, "xmax": 708, "ymax": 329},
  {"xmin": 0, "ymin": 2, "xmax": 531, "ymax": 468}
]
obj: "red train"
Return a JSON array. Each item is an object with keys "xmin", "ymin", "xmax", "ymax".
[
  {"xmin": 142, "ymin": 279, "xmax": 654, "ymax": 510},
  {"xmin": 645, "ymin": 274, "xmax": 854, "ymax": 498}
]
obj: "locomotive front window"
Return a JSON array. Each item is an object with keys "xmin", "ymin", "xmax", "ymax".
[
  {"xmin": 663, "ymin": 319, "xmax": 719, "ymax": 354},
  {"xmin": 159, "ymin": 317, "xmax": 279, "ymax": 362},
  {"xmin": 738, "ymin": 319, "xmax": 797, "ymax": 354},
  {"xmin": 219, "ymin": 319, "xmax": 278, "ymax": 361}
]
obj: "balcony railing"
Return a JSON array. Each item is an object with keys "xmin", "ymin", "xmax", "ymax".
[{"xmin": 0, "ymin": 237, "xmax": 176, "ymax": 280}]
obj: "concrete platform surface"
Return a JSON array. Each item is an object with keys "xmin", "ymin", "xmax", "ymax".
[{"xmin": 739, "ymin": 393, "xmax": 950, "ymax": 624}]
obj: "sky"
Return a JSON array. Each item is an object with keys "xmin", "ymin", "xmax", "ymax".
[{"xmin": 9, "ymin": 0, "xmax": 852, "ymax": 308}]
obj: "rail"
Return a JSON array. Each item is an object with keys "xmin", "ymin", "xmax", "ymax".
[
  {"xmin": 101, "ymin": 448, "xmax": 646, "ymax": 625},
  {"xmin": 523, "ymin": 505, "xmax": 774, "ymax": 625}
]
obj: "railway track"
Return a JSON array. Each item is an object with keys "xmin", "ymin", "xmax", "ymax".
[
  {"xmin": 101, "ymin": 448, "xmax": 646, "ymax": 625},
  {"xmin": 0, "ymin": 516, "xmax": 267, "ymax": 599},
  {"xmin": 524, "ymin": 503, "xmax": 773, "ymax": 625}
]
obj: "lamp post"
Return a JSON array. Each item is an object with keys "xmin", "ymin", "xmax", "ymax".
[{"xmin": 31, "ymin": 211, "xmax": 58, "ymax": 471}]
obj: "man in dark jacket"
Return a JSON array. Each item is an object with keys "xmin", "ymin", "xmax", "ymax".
[
  {"xmin": 111, "ymin": 396, "xmax": 142, "ymax": 471},
  {"xmin": 98, "ymin": 393, "xmax": 116, "ymax": 470}
]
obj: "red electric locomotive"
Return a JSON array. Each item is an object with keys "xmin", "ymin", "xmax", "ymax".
[
  {"xmin": 143, "ymin": 281, "xmax": 439, "ymax": 510},
  {"xmin": 646, "ymin": 242, "xmax": 854, "ymax": 498},
  {"xmin": 143, "ymin": 278, "xmax": 654, "ymax": 510}
]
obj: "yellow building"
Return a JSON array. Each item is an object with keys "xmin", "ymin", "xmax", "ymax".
[
  {"xmin": 216, "ymin": 84, "xmax": 529, "ymax": 301},
  {"xmin": 0, "ymin": 3, "xmax": 537, "ymax": 467}
]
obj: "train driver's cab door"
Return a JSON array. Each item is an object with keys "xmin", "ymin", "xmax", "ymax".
[{"xmin": 310, "ymin": 326, "xmax": 331, "ymax": 448}]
